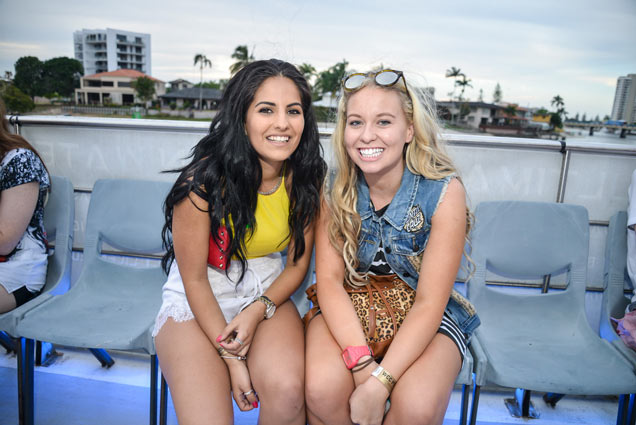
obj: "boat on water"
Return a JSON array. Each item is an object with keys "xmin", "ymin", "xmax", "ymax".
[{"xmin": 1, "ymin": 115, "xmax": 635, "ymax": 425}]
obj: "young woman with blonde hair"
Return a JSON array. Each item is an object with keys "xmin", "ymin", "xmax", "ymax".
[{"xmin": 305, "ymin": 69, "xmax": 480, "ymax": 425}]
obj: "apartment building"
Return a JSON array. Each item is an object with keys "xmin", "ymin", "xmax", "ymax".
[
  {"xmin": 610, "ymin": 74, "xmax": 636, "ymax": 124},
  {"xmin": 73, "ymin": 28, "xmax": 151, "ymax": 76}
]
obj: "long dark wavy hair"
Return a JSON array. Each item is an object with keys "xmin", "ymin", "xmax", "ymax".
[{"xmin": 161, "ymin": 59, "xmax": 327, "ymax": 280}]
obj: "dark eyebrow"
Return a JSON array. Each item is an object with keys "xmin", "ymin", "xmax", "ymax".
[{"xmin": 254, "ymin": 101, "xmax": 302, "ymax": 109}]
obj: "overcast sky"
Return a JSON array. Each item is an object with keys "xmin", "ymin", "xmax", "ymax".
[{"xmin": 1, "ymin": 0, "xmax": 635, "ymax": 118}]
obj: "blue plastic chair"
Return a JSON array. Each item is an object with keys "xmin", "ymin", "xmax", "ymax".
[
  {"xmin": 0, "ymin": 176, "xmax": 74, "ymax": 424},
  {"xmin": 466, "ymin": 201, "xmax": 636, "ymax": 425},
  {"xmin": 16, "ymin": 178, "xmax": 171, "ymax": 425}
]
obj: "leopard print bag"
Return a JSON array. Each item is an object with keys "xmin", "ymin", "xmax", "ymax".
[{"xmin": 304, "ymin": 274, "xmax": 416, "ymax": 358}]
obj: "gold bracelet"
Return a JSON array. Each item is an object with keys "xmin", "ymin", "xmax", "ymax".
[
  {"xmin": 371, "ymin": 366, "xmax": 396, "ymax": 393},
  {"xmin": 217, "ymin": 345, "xmax": 246, "ymax": 361}
]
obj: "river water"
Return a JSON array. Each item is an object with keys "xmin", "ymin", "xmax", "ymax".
[{"xmin": 562, "ymin": 127, "xmax": 636, "ymax": 147}]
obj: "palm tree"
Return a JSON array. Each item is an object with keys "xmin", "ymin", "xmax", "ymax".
[
  {"xmin": 298, "ymin": 63, "xmax": 316, "ymax": 84},
  {"xmin": 193, "ymin": 54, "xmax": 212, "ymax": 110},
  {"xmin": 229, "ymin": 45, "xmax": 255, "ymax": 76},
  {"xmin": 445, "ymin": 67, "xmax": 464, "ymax": 79},
  {"xmin": 551, "ymin": 95, "xmax": 564, "ymax": 110},
  {"xmin": 455, "ymin": 75, "xmax": 473, "ymax": 101},
  {"xmin": 314, "ymin": 60, "xmax": 348, "ymax": 106},
  {"xmin": 445, "ymin": 67, "xmax": 464, "ymax": 99}
]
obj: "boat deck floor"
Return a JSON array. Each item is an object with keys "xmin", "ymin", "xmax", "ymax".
[{"xmin": 0, "ymin": 346, "xmax": 619, "ymax": 425}]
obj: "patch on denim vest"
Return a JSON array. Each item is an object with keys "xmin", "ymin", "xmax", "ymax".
[{"xmin": 404, "ymin": 205, "xmax": 425, "ymax": 233}]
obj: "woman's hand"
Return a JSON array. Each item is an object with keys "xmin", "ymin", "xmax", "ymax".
[
  {"xmin": 216, "ymin": 301, "xmax": 264, "ymax": 356},
  {"xmin": 226, "ymin": 359, "xmax": 259, "ymax": 411},
  {"xmin": 349, "ymin": 376, "xmax": 390, "ymax": 425}
]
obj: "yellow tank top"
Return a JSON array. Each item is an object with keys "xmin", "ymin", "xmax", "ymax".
[{"xmin": 239, "ymin": 173, "xmax": 291, "ymax": 259}]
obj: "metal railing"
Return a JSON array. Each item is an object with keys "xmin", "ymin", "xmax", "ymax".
[{"xmin": 8, "ymin": 115, "xmax": 636, "ymax": 291}]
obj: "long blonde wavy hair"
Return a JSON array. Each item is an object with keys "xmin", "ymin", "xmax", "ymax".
[{"xmin": 327, "ymin": 70, "xmax": 471, "ymax": 286}]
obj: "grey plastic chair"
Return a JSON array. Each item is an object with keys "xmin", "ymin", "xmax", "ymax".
[
  {"xmin": 0, "ymin": 176, "xmax": 74, "ymax": 424},
  {"xmin": 600, "ymin": 211, "xmax": 636, "ymax": 424},
  {"xmin": 16, "ymin": 178, "xmax": 171, "ymax": 425},
  {"xmin": 466, "ymin": 201, "xmax": 636, "ymax": 425}
]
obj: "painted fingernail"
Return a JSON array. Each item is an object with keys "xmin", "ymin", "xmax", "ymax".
[
  {"xmin": 252, "ymin": 401, "xmax": 258, "ymax": 408},
  {"xmin": 216, "ymin": 335, "xmax": 223, "ymax": 342}
]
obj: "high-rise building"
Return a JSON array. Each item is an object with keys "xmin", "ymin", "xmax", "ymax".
[
  {"xmin": 73, "ymin": 28, "xmax": 151, "ymax": 76},
  {"xmin": 610, "ymin": 74, "xmax": 636, "ymax": 123}
]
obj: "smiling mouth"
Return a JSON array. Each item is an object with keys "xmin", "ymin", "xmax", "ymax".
[
  {"xmin": 267, "ymin": 135, "xmax": 290, "ymax": 142},
  {"xmin": 359, "ymin": 148, "xmax": 384, "ymax": 158}
]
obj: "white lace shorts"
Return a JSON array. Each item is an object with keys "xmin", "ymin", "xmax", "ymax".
[{"xmin": 152, "ymin": 252, "xmax": 283, "ymax": 337}]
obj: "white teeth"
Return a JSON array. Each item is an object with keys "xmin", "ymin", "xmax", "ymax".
[
  {"xmin": 360, "ymin": 148, "xmax": 383, "ymax": 158},
  {"xmin": 267, "ymin": 136, "xmax": 289, "ymax": 142}
]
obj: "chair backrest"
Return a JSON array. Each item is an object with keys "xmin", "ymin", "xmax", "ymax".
[
  {"xmin": 467, "ymin": 201, "xmax": 590, "ymax": 315},
  {"xmin": 80, "ymin": 179, "xmax": 171, "ymax": 277},
  {"xmin": 42, "ymin": 175, "xmax": 75, "ymax": 295},
  {"xmin": 281, "ymin": 247, "xmax": 315, "ymax": 317},
  {"xmin": 600, "ymin": 211, "xmax": 631, "ymax": 341}
]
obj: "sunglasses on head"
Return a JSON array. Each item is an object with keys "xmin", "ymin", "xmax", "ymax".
[{"xmin": 342, "ymin": 69, "xmax": 406, "ymax": 92}]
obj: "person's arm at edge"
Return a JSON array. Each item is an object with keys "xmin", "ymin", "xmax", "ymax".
[
  {"xmin": 316, "ymin": 197, "xmax": 369, "ymax": 353},
  {"xmin": 0, "ymin": 182, "xmax": 39, "ymax": 255}
]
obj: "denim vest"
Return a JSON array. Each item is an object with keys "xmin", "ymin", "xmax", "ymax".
[{"xmin": 355, "ymin": 168, "xmax": 481, "ymax": 336}]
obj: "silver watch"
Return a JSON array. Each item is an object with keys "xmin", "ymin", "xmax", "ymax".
[{"xmin": 255, "ymin": 295, "xmax": 276, "ymax": 319}]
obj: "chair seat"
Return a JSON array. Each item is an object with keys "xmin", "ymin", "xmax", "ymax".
[
  {"xmin": 477, "ymin": 328, "xmax": 636, "ymax": 395},
  {"xmin": 17, "ymin": 262, "xmax": 164, "ymax": 353}
]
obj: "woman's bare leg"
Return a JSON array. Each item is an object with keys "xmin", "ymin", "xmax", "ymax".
[
  {"xmin": 383, "ymin": 333, "xmax": 462, "ymax": 425},
  {"xmin": 305, "ymin": 314, "xmax": 356, "ymax": 425},
  {"xmin": 155, "ymin": 318, "xmax": 234, "ymax": 425},
  {"xmin": 248, "ymin": 301, "xmax": 305, "ymax": 425}
]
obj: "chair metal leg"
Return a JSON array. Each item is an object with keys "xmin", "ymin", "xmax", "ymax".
[
  {"xmin": 89, "ymin": 348, "xmax": 115, "ymax": 368},
  {"xmin": 459, "ymin": 384, "xmax": 470, "ymax": 425},
  {"xmin": 160, "ymin": 373, "xmax": 168, "ymax": 425},
  {"xmin": 0, "ymin": 330, "xmax": 16, "ymax": 353},
  {"xmin": 543, "ymin": 392, "xmax": 565, "ymax": 407},
  {"xmin": 35, "ymin": 341, "xmax": 60, "ymax": 366},
  {"xmin": 504, "ymin": 388, "xmax": 539, "ymax": 418},
  {"xmin": 468, "ymin": 384, "xmax": 481, "ymax": 425},
  {"xmin": 618, "ymin": 394, "xmax": 629, "ymax": 425},
  {"xmin": 17, "ymin": 337, "xmax": 35, "ymax": 425},
  {"xmin": 150, "ymin": 354, "xmax": 158, "ymax": 425}
]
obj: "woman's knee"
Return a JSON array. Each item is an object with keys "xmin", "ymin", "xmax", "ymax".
[
  {"xmin": 305, "ymin": 368, "xmax": 351, "ymax": 419},
  {"xmin": 388, "ymin": 391, "xmax": 450, "ymax": 425}
]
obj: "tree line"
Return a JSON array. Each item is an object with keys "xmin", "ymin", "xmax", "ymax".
[{"xmin": 0, "ymin": 48, "xmax": 586, "ymax": 128}]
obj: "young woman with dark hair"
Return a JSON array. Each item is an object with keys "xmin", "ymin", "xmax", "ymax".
[
  {"xmin": 153, "ymin": 59, "xmax": 326, "ymax": 424},
  {"xmin": 0, "ymin": 98, "xmax": 50, "ymax": 313}
]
